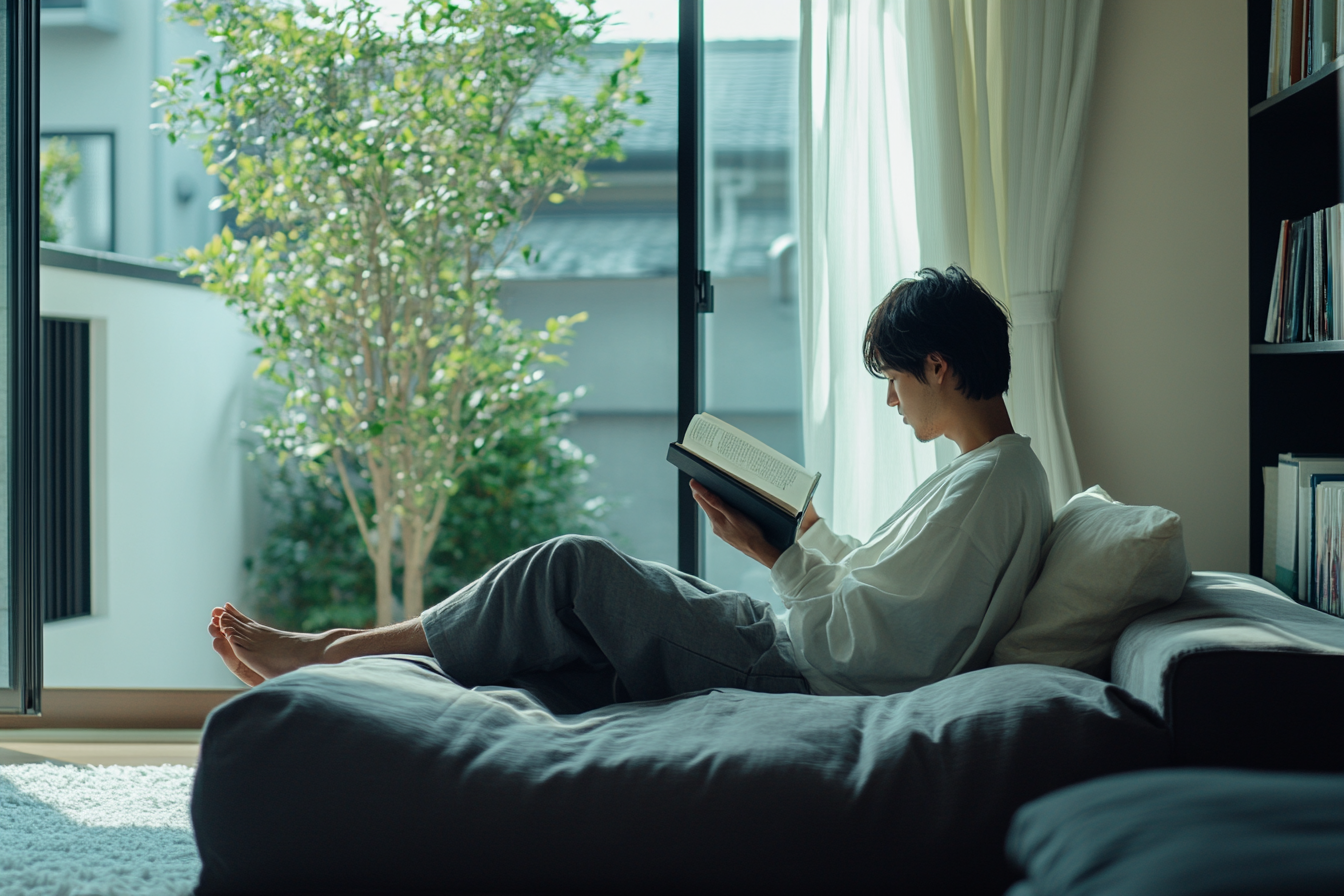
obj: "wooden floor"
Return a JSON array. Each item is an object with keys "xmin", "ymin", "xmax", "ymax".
[{"xmin": 0, "ymin": 730, "xmax": 200, "ymax": 766}]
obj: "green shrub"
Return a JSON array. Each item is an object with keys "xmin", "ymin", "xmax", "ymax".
[{"xmin": 249, "ymin": 391, "xmax": 610, "ymax": 632}]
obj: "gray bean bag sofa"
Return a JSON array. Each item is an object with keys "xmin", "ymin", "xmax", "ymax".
[
  {"xmin": 192, "ymin": 661, "xmax": 1168, "ymax": 895},
  {"xmin": 193, "ymin": 570, "xmax": 1343, "ymax": 895}
]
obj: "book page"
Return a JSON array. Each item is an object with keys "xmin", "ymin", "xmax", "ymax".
[{"xmin": 683, "ymin": 414, "xmax": 814, "ymax": 511}]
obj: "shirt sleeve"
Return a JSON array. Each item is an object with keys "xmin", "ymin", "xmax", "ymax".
[
  {"xmin": 769, "ymin": 521, "xmax": 1001, "ymax": 695},
  {"xmin": 795, "ymin": 518, "xmax": 863, "ymax": 563}
]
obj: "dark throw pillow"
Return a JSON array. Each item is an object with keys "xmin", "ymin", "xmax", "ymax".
[{"xmin": 1007, "ymin": 768, "xmax": 1344, "ymax": 896}]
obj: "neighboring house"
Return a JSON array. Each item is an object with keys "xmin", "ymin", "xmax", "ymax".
[
  {"xmin": 38, "ymin": 7, "xmax": 803, "ymax": 687},
  {"xmin": 39, "ymin": 0, "xmax": 223, "ymax": 258}
]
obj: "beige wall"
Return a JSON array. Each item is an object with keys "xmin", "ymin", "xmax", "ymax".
[{"xmin": 1062, "ymin": 0, "xmax": 1249, "ymax": 572}]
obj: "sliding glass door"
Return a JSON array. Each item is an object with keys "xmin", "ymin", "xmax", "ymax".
[
  {"xmin": 1, "ymin": 0, "xmax": 42, "ymax": 714},
  {"xmin": 9, "ymin": 0, "xmax": 731, "ymax": 702}
]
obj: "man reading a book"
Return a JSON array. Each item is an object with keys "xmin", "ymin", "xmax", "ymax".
[{"xmin": 210, "ymin": 266, "xmax": 1051, "ymax": 705}]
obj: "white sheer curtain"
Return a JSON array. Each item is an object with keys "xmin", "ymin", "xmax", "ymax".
[
  {"xmin": 905, "ymin": 0, "xmax": 1102, "ymax": 510},
  {"xmin": 798, "ymin": 0, "xmax": 937, "ymax": 540},
  {"xmin": 800, "ymin": 0, "xmax": 1102, "ymax": 522}
]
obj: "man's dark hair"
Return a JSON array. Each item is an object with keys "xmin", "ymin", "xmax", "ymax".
[{"xmin": 862, "ymin": 266, "xmax": 1011, "ymax": 400}]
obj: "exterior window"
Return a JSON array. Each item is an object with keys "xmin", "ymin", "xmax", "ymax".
[
  {"xmin": 40, "ymin": 0, "xmax": 119, "ymax": 34},
  {"xmin": 40, "ymin": 317, "xmax": 91, "ymax": 622},
  {"xmin": 40, "ymin": 132, "xmax": 114, "ymax": 252}
]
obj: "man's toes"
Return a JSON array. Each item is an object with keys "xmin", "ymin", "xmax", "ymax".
[
  {"xmin": 219, "ymin": 611, "xmax": 249, "ymax": 633},
  {"xmin": 223, "ymin": 602, "xmax": 256, "ymax": 624}
]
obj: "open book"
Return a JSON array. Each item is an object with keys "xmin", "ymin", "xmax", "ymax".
[{"xmin": 667, "ymin": 413, "xmax": 822, "ymax": 551}]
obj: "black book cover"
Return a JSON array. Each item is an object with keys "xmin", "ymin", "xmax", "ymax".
[
  {"xmin": 1289, "ymin": 218, "xmax": 1305, "ymax": 341},
  {"xmin": 667, "ymin": 443, "xmax": 804, "ymax": 552},
  {"xmin": 1299, "ymin": 217, "xmax": 1312, "ymax": 341}
]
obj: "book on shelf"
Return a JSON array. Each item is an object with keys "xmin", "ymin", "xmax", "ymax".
[
  {"xmin": 667, "ymin": 413, "xmax": 821, "ymax": 552},
  {"xmin": 1266, "ymin": 0, "xmax": 1343, "ymax": 97},
  {"xmin": 1275, "ymin": 454, "xmax": 1344, "ymax": 601},
  {"xmin": 1264, "ymin": 465, "xmax": 1280, "ymax": 582},
  {"xmin": 1310, "ymin": 474, "xmax": 1344, "ymax": 615},
  {"xmin": 1314, "ymin": 480, "xmax": 1344, "ymax": 616},
  {"xmin": 1264, "ymin": 203, "xmax": 1342, "ymax": 344}
]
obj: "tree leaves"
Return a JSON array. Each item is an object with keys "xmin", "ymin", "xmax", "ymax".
[{"xmin": 158, "ymin": 0, "xmax": 641, "ymax": 607}]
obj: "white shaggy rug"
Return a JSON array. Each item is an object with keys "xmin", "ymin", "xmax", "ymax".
[{"xmin": 0, "ymin": 763, "xmax": 200, "ymax": 896}]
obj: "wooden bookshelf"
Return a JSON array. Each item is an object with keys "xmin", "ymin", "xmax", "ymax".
[{"xmin": 1247, "ymin": 0, "xmax": 1344, "ymax": 573}]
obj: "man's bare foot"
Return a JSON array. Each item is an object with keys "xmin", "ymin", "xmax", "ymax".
[
  {"xmin": 216, "ymin": 603, "xmax": 359, "ymax": 681},
  {"xmin": 209, "ymin": 608, "xmax": 264, "ymax": 687}
]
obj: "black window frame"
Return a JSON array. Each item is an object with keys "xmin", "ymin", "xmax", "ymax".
[
  {"xmin": 3, "ymin": 0, "xmax": 43, "ymax": 715},
  {"xmin": 677, "ymin": 0, "xmax": 707, "ymax": 576}
]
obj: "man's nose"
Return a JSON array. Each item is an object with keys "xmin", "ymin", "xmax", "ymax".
[{"xmin": 887, "ymin": 382, "xmax": 899, "ymax": 407}]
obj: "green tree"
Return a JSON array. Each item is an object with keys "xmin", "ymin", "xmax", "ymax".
[
  {"xmin": 157, "ymin": 0, "xmax": 644, "ymax": 624},
  {"xmin": 39, "ymin": 137, "xmax": 82, "ymax": 243}
]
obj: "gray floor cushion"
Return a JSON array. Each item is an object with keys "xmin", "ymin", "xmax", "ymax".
[
  {"xmin": 192, "ymin": 657, "xmax": 1171, "ymax": 895},
  {"xmin": 1007, "ymin": 768, "xmax": 1344, "ymax": 896}
]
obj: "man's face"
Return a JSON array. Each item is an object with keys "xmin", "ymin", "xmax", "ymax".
[{"xmin": 883, "ymin": 360, "xmax": 947, "ymax": 443}]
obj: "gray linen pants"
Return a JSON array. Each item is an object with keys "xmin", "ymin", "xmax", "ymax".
[{"xmin": 419, "ymin": 535, "xmax": 809, "ymax": 713}]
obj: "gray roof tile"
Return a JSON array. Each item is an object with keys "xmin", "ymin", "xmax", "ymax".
[
  {"xmin": 500, "ymin": 206, "xmax": 791, "ymax": 280},
  {"xmin": 536, "ymin": 41, "xmax": 797, "ymax": 154}
]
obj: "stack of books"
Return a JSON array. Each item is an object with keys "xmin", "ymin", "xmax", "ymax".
[
  {"xmin": 1264, "ymin": 205, "xmax": 1343, "ymax": 343},
  {"xmin": 1266, "ymin": 0, "xmax": 1344, "ymax": 97},
  {"xmin": 1265, "ymin": 454, "xmax": 1344, "ymax": 617}
]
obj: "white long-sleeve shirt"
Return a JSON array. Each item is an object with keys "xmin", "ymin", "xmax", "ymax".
[{"xmin": 770, "ymin": 433, "xmax": 1051, "ymax": 696}]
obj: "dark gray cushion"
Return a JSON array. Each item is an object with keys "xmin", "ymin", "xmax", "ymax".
[
  {"xmin": 193, "ymin": 658, "xmax": 1169, "ymax": 896},
  {"xmin": 1112, "ymin": 572, "xmax": 1344, "ymax": 770},
  {"xmin": 1006, "ymin": 768, "xmax": 1344, "ymax": 896}
]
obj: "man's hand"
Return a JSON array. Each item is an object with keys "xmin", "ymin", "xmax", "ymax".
[{"xmin": 689, "ymin": 480, "xmax": 783, "ymax": 569}]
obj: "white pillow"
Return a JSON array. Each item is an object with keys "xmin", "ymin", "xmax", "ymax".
[{"xmin": 992, "ymin": 485, "xmax": 1191, "ymax": 679}]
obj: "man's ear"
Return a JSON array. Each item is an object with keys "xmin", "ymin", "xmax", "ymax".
[{"xmin": 926, "ymin": 353, "xmax": 948, "ymax": 385}]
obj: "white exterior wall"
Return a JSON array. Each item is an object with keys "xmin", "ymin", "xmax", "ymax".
[{"xmin": 41, "ymin": 264, "xmax": 258, "ymax": 688}]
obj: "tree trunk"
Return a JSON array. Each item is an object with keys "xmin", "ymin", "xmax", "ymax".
[
  {"xmin": 373, "ymin": 533, "xmax": 395, "ymax": 626},
  {"xmin": 371, "ymin": 464, "xmax": 397, "ymax": 627},
  {"xmin": 402, "ymin": 491, "xmax": 450, "ymax": 620},
  {"xmin": 402, "ymin": 515, "xmax": 425, "ymax": 619},
  {"xmin": 332, "ymin": 447, "xmax": 397, "ymax": 629}
]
